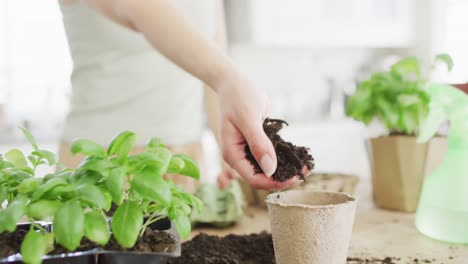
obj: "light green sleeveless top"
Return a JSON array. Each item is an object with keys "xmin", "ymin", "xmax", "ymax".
[{"xmin": 60, "ymin": 1, "xmax": 214, "ymax": 145}]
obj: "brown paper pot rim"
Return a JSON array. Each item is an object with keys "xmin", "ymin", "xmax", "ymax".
[{"xmin": 265, "ymin": 190, "xmax": 356, "ymax": 210}]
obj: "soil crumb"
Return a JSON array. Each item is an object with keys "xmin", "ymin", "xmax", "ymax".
[
  {"xmin": 245, "ymin": 118, "xmax": 314, "ymax": 182},
  {"xmin": 168, "ymin": 232, "xmax": 275, "ymax": 264}
]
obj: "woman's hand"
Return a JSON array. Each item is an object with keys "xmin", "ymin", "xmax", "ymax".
[{"xmin": 215, "ymin": 72, "xmax": 299, "ymax": 190}]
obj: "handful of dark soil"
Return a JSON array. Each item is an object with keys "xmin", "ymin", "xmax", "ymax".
[{"xmin": 245, "ymin": 118, "xmax": 314, "ymax": 182}]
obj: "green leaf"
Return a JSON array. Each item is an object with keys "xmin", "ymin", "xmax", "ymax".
[
  {"xmin": 19, "ymin": 127, "xmax": 39, "ymax": 150},
  {"xmin": 127, "ymin": 149, "xmax": 172, "ymax": 174},
  {"xmin": 103, "ymin": 191, "xmax": 112, "ymax": 212},
  {"xmin": 173, "ymin": 154, "xmax": 200, "ymax": 180},
  {"xmin": 54, "ymin": 200, "xmax": 85, "ymax": 251},
  {"xmin": 105, "ymin": 167, "xmax": 126, "ymax": 205},
  {"xmin": 77, "ymin": 184, "xmax": 109, "ymax": 209},
  {"xmin": 173, "ymin": 212, "xmax": 191, "ymax": 239},
  {"xmin": 17, "ymin": 178, "xmax": 42, "ymax": 194},
  {"xmin": 147, "ymin": 137, "xmax": 165, "ymax": 148},
  {"xmin": 166, "ymin": 157, "xmax": 185, "ymax": 174},
  {"xmin": 44, "ymin": 233, "xmax": 55, "ymax": 253},
  {"xmin": 77, "ymin": 158, "xmax": 115, "ymax": 177},
  {"xmin": 28, "ymin": 200, "xmax": 62, "ymax": 220},
  {"xmin": 31, "ymin": 150, "xmax": 57, "ymax": 166},
  {"xmin": 176, "ymin": 192, "xmax": 203, "ymax": 213},
  {"xmin": 21, "ymin": 229, "xmax": 46, "ymax": 264},
  {"xmin": 71, "ymin": 170, "xmax": 102, "ymax": 186},
  {"xmin": 0, "ymin": 197, "xmax": 27, "ymax": 233},
  {"xmin": 107, "ymin": 131, "xmax": 136, "ymax": 163},
  {"xmin": 71, "ymin": 139, "xmax": 106, "ymax": 157},
  {"xmin": 42, "ymin": 185, "xmax": 76, "ymax": 200},
  {"xmin": 84, "ymin": 210, "xmax": 110, "ymax": 245},
  {"xmin": 111, "ymin": 201, "xmax": 143, "ymax": 248},
  {"xmin": 391, "ymin": 56, "xmax": 420, "ymax": 78},
  {"xmin": 0, "ymin": 186, "xmax": 7, "ymax": 203},
  {"xmin": 131, "ymin": 167, "xmax": 171, "ymax": 206},
  {"xmin": 5, "ymin": 149, "xmax": 28, "ymax": 168},
  {"xmin": 435, "ymin": 53, "xmax": 454, "ymax": 71},
  {"xmin": 0, "ymin": 159, "xmax": 14, "ymax": 170},
  {"xmin": 31, "ymin": 177, "xmax": 68, "ymax": 201}
]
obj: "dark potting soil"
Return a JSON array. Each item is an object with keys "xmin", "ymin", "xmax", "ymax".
[
  {"xmin": 170, "ymin": 233, "xmax": 439, "ymax": 264},
  {"xmin": 51, "ymin": 227, "xmax": 177, "ymax": 254},
  {"xmin": 0, "ymin": 227, "xmax": 176, "ymax": 259},
  {"xmin": 245, "ymin": 118, "xmax": 314, "ymax": 182},
  {"xmin": 0, "ymin": 229, "xmax": 27, "ymax": 258},
  {"xmin": 168, "ymin": 232, "xmax": 275, "ymax": 264}
]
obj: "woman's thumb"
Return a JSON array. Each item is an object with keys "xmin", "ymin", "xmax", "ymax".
[{"xmin": 244, "ymin": 124, "xmax": 277, "ymax": 177}]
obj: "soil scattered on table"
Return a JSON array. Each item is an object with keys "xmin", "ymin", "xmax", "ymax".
[
  {"xmin": 168, "ymin": 232, "xmax": 274, "ymax": 264},
  {"xmin": 245, "ymin": 118, "xmax": 314, "ymax": 182},
  {"xmin": 170, "ymin": 232, "xmax": 441, "ymax": 264},
  {"xmin": 0, "ymin": 227, "xmax": 176, "ymax": 259}
]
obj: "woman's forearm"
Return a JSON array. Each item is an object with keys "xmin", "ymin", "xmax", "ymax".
[{"xmin": 83, "ymin": 0, "xmax": 237, "ymax": 89}]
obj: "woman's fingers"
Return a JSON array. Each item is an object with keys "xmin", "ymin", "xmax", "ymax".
[{"xmin": 222, "ymin": 121, "xmax": 297, "ymax": 190}]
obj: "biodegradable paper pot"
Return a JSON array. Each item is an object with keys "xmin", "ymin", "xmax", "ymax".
[
  {"xmin": 369, "ymin": 136, "xmax": 447, "ymax": 212},
  {"xmin": 266, "ymin": 191, "xmax": 357, "ymax": 264}
]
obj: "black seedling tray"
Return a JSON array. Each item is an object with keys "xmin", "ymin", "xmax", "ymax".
[{"xmin": 1, "ymin": 218, "xmax": 180, "ymax": 264}]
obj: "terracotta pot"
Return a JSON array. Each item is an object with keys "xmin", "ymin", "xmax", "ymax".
[
  {"xmin": 266, "ymin": 191, "xmax": 357, "ymax": 264},
  {"xmin": 369, "ymin": 136, "xmax": 447, "ymax": 212},
  {"xmin": 453, "ymin": 83, "xmax": 468, "ymax": 94}
]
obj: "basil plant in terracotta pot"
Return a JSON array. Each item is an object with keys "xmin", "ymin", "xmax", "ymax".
[
  {"xmin": 346, "ymin": 54, "xmax": 453, "ymax": 212},
  {"xmin": 0, "ymin": 129, "xmax": 202, "ymax": 264}
]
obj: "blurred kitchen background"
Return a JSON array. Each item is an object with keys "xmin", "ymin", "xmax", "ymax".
[{"xmin": 0, "ymin": 0, "xmax": 466, "ymax": 181}]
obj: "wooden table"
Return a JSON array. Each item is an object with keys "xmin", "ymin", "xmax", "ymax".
[{"xmin": 191, "ymin": 183, "xmax": 468, "ymax": 263}]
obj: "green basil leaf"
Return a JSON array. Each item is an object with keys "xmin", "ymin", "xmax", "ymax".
[
  {"xmin": 173, "ymin": 212, "xmax": 191, "ymax": 239},
  {"xmin": 27, "ymin": 200, "xmax": 62, "ymax": 220},
  {"xmin": 31, "ymin": 150, "xmax": 57, "ymax": 166},
  {"xmin": 391, "ymin": 56, "xmax": 420, "ymax": 77},
  {"xmin": 77, "ymin": 158, "xmax": 115, "ymax": 177},
  {"xmin": 44, "ymin": 232, "xmax": 55, "ymax": 253},
  {"xmin": 128, "ymin": 148, "xmax": 172, "ymax": 174},
  {"xmin": 176, "ymin": 192, "xmax": 203, "ymax": 213},
  {"xmin": 0, "ymin": 159, "xmax": 14, "ymax": 170},
  {"xmin": 18, "ymin": 178, "xmax": 42, "ymax": 194},
  {"xmin": 0, "ymin": 186, "xmax": 7, "ymax": 203},
  {"xmin": 21, "ymin": 229, "xmax": 46, "ymax": 264},
  {"xmin": 0, "ymin": 197, "xmax": 27, "ymax": 233},
  {"xmin": 131, "ymin": 167, "xmax": 171, "ymax": 206},
  {"xmin": 71, "ymin": 170, "xmax": 102, "ymax": 186},
  {"xmin": 166, "ymin": 157, "xmax": 184, "ymax": 174},
  {"xmin": 5, "ymin": 149, "xmax": 28, "ymax": 168},
  {"xmin": 42, "ymin": 184, "xmax": 76, "ymax": 200},
  {"xmin": 19, "ymin": 127, "xmax": 39, "ymax": 150},
  {"xmin": 147, "ymin": 137, "xmax": 165, "ymax": 148},
  {"xmin": 71, "ymin": 139, "xmax": 106, "ymax": 157},
  {"xmin": 28, "ymin": 155, "xmax": 39, "ymax": 167},
  {"xmin": 54, "ymin": 200, "xmax": 85, "ymax": 251},
  {"xmin": 173, "ymin": 154, "xmax": 200, "ymax": 180},
  {"xmin": 105, "ymin": 167, "xmax": 126, "ymax": 205},
  {"xmin": 103, "ymin": 191, "xmax": 112, "ymax": 212},
  {"xmin": 84, "ymin": 210, "xmax": 110, "ymax": 245},
  {"xmin": 111, "ymin": 201, "xmax": 143, "ymax": 248},
  {"xmin": 31, "ymin": 178, "xmax": 68, "ymax": 201},
  {"xmin": 77, "ymin": 184, "xmax": 109, "ymax": 209},
  {"xmin": 435, "ymin": 53, "xmax": 454, "ymax": 71},
  {"xmin": 107, "ymin": 131, "xmax": 136, "ymax": 163}
]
